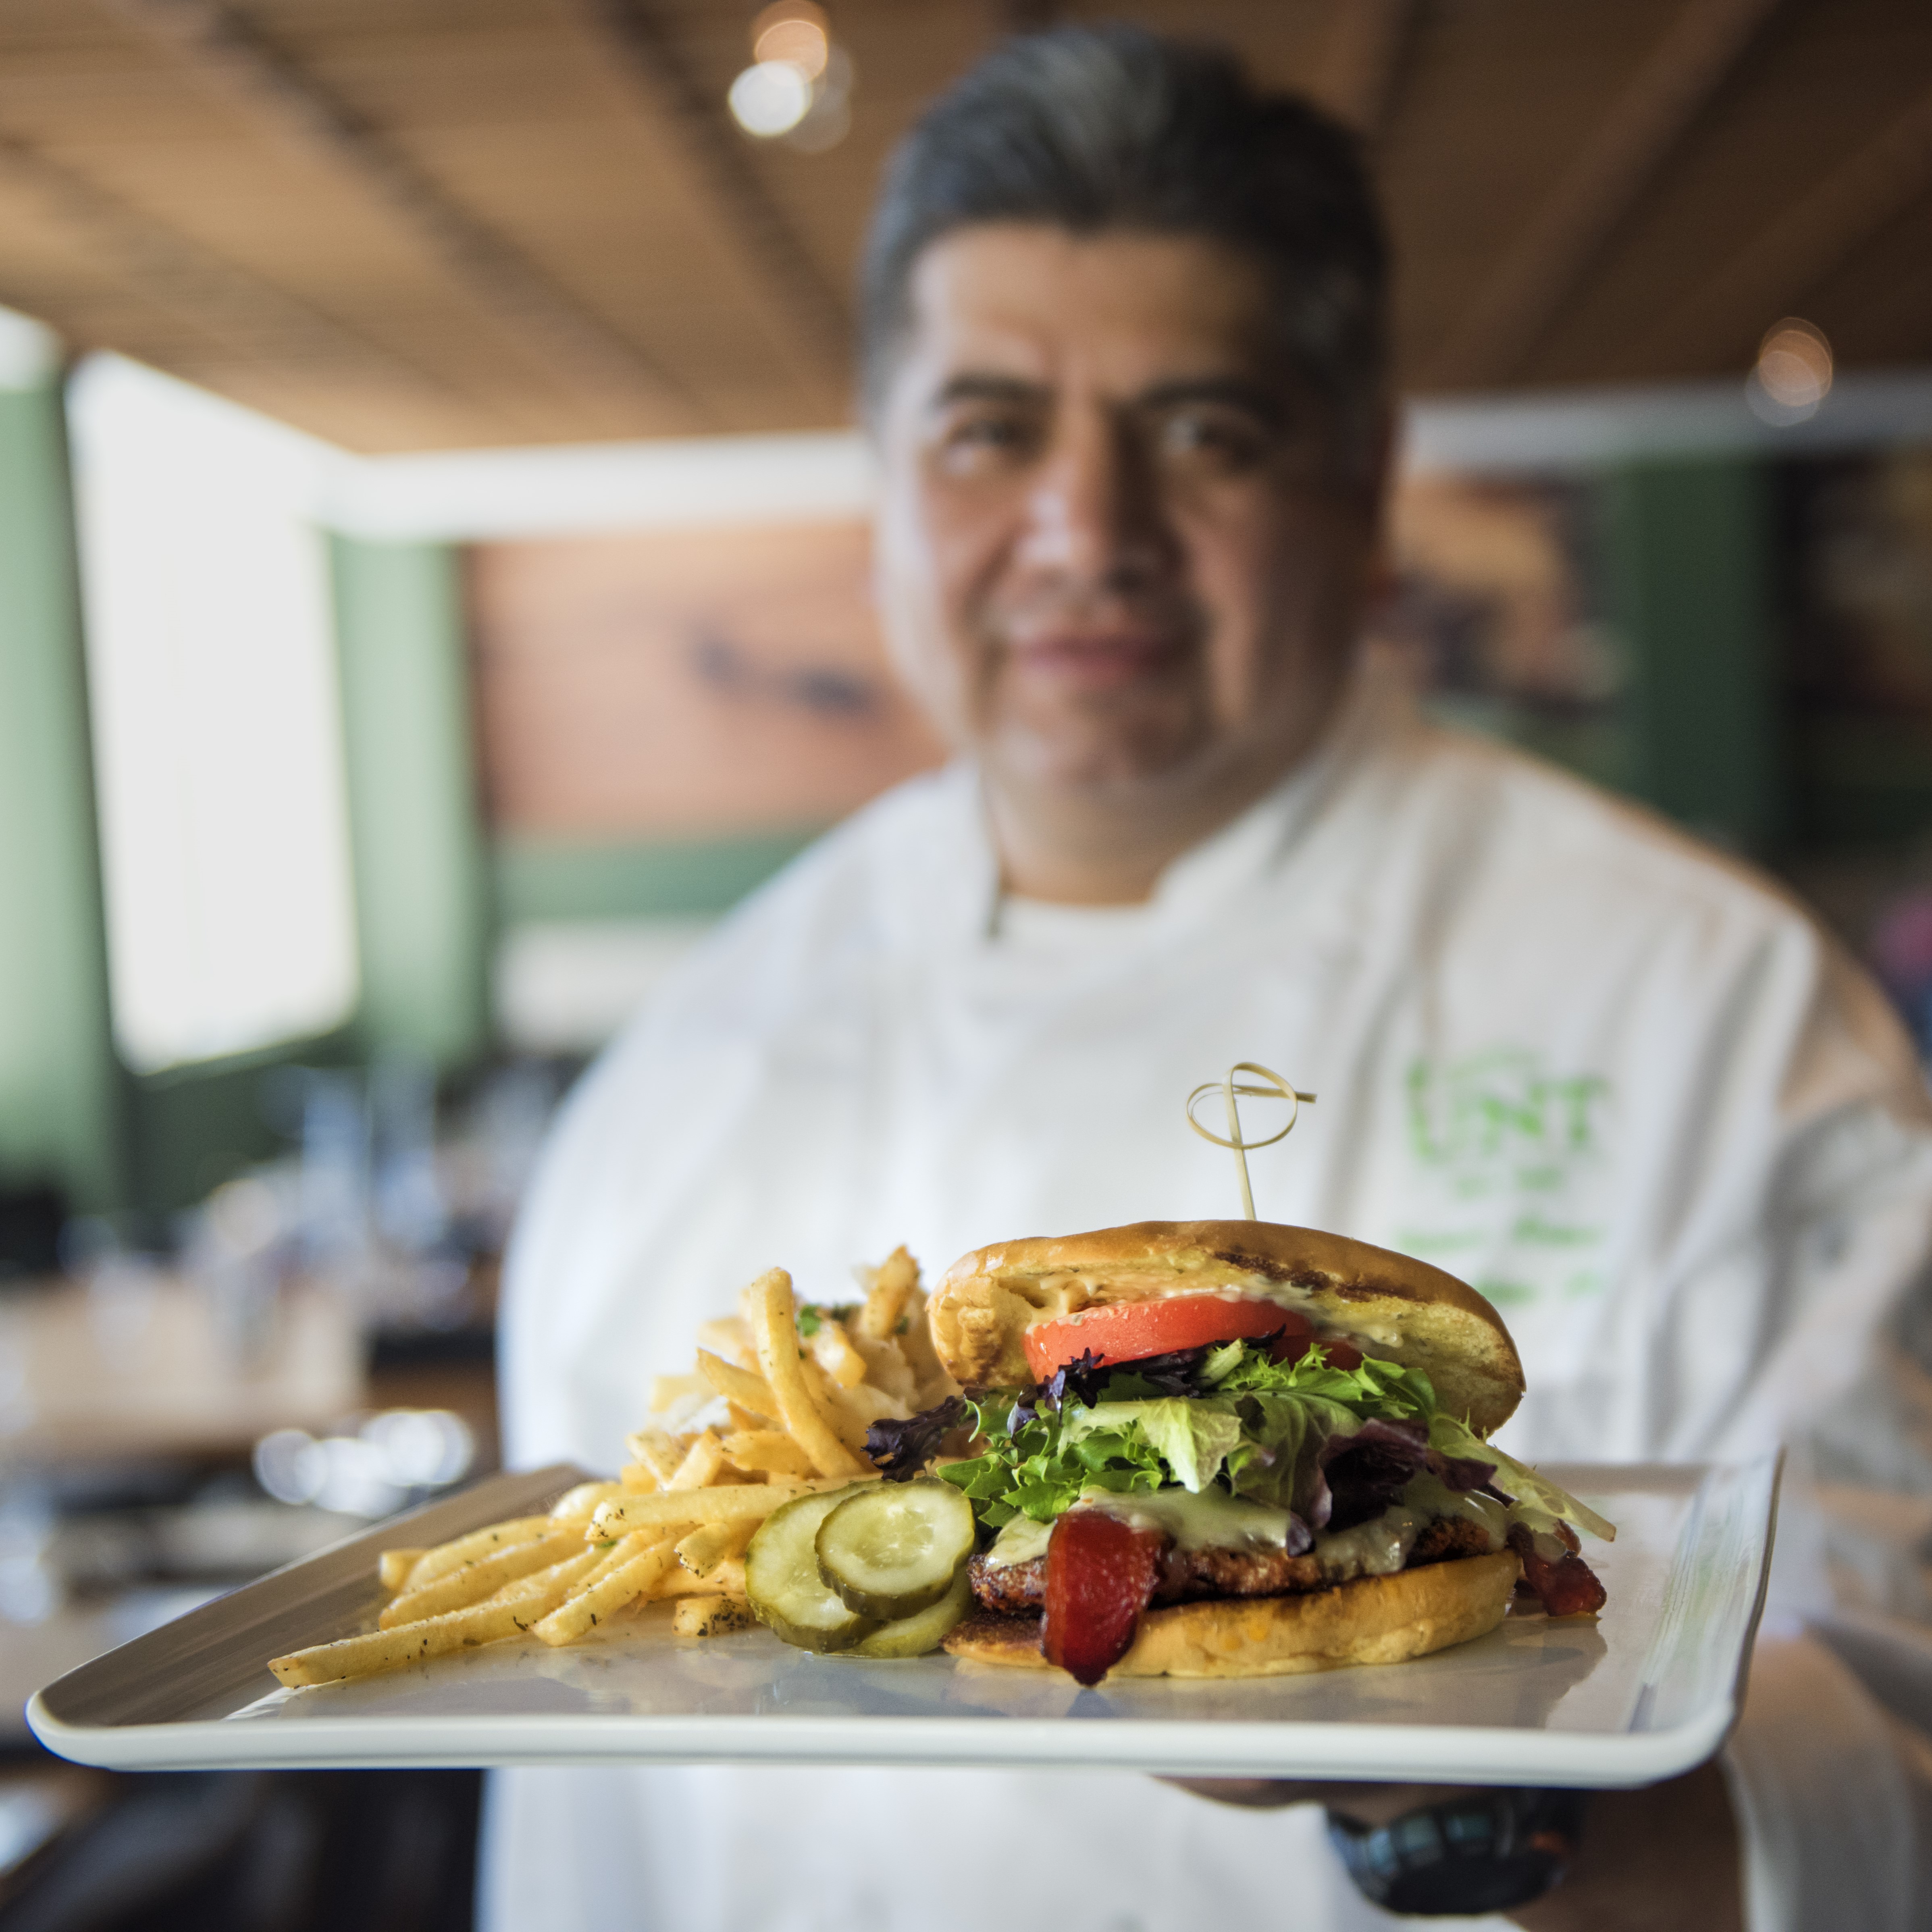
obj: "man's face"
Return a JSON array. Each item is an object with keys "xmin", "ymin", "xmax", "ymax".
[{"xmin": 872, "ymin": 224, "xmax": 1386, "ymax": 807}]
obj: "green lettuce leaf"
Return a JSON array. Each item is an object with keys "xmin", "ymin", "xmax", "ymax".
[
  {"xmin": 937, "ymin": 1394, "xmax": 1167, "ymax": 1527},
  {"xmin": 1063, "ymin": 1398, "xmax": 1245, "ymax": 1493},
  {"xmin": 1207, "ymin": 1345, "xmax": 1439, "ymax": 1421},
  {"xmin": 1223, "ymin": 1391, "xmax": 1365, "ymax": 1516},
  {"xmin": 932, "ymin": 1342, "xmax": 1617, "ymax": 1547},
  {"xmin": 1429, "ymin": 1413, "xmax": 1616, "ymax": 1543}
]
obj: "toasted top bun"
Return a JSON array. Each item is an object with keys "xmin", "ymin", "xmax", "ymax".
[{"xmin": 930, "ymin": 1220, "xmax": 1524, "ymax": 1437}]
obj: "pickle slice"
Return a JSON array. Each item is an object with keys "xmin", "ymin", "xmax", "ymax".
[
  {"xmin": 846, "ymin": 1566, "xmax": 972, "ymax": 1659},
  {"xmin": 814, "ymin": 1478, "xmax": 977, "ymax": 1619},
  {"xmin": 744, "ymin": 1485, "xmax": 877, "ymax": 1653}
]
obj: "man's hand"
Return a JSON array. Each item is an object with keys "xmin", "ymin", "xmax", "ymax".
[{"xmin": 1163, "ymin": 1761, "xmax": 1741, "ymax": 1930}]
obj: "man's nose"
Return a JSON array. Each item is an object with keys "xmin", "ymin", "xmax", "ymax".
[{"xmin": 1015, "ymin": 415, "xmax": 1173, "ymax": 589}]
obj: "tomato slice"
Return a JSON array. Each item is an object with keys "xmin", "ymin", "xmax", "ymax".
[
  {"xmin": 1022, "ymin": 1296, "xmax": 1308, "ymax": 1381},
  {"xmin": 1281, "ymin": 1331, "xmax": 1363, "ymax": 1372}
]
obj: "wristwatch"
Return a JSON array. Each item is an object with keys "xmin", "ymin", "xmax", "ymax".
[{"xmin": 1325, "ymin": 1786, "xmax": 1588, "ymax": 1915}]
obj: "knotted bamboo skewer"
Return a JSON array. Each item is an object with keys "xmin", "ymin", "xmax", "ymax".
[{"xmin": 1185, "ymin": 1061, "xmax": 1316, "ymax": 1220}]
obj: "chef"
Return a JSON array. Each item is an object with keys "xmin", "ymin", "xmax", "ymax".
[{"xmin": 486, "ymin": 25, "xmax": 1932, "ymax": 1931}]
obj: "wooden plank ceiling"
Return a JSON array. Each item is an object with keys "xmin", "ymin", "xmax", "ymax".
[{"xmin": 0, "ymin": 0, "xmax": 1922, "ymax": 451}]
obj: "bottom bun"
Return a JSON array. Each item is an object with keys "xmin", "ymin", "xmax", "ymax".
[{"xmin": 941, "ymin": 1550, "xmax": 1521, "ymax": 1681}]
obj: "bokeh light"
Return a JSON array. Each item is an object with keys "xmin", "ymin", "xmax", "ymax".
[
  {"xmin": 1747, "ymin": 318, "xmax": 1833, "ymax": 425},
  {"xmin": 729, "ymin": 1, "xmax": 848, "ymax": 149},
  {"xmin": 254, "ymin": 1409, "xmax": 475, "ymax": 1516},
  {"xmin": 754, "ymin": 2, "xmax": 829, "ymax": 78},
  {"xmin": 728, "ymin": 58, "xmax": 813, "ymax": 138}
]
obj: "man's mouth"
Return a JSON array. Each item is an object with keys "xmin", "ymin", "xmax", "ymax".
[{"xmin": 1007, "ymin": 628, "xmax": 1186, "ymax": 688}]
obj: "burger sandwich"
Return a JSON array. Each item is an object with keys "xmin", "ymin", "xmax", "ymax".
[{"xmin": 865, "ymin": 1221, "xmax": 1611, "ymax": 1686}]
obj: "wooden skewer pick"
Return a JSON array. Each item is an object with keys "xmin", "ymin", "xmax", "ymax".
[{"xmin": 1185, "ymin": 1062, "xmax": 1316, "ymax": 1221}]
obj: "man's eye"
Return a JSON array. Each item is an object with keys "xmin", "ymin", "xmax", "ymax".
[
  {"xmin": 932, "ymin": 411, "xmax": 1040, "ymax": 470},
  {"xmin": 1156, "ymin": 410, "xmax": 1272, "ymax": 470}
]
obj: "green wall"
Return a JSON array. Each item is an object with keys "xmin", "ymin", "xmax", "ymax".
[
  {"xmin": 0, "ymin": 381, "xmax": 121, "ymax": 1212},
  {"xmin": 493, "ymin": 828, "xmax": 820, "ymax": 924},
  {"xmin": 1606, "ymin": 458, "xmax": 1782, "ymax": 856},
  {"xmin": 333, "ymin": 537, "xmax": 491, "ymax": 1069}
]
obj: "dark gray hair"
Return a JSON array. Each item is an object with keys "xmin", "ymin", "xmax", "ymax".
[{"xmin": 859, "ymin": 25, "xmax": 1391, "ymax": 467}]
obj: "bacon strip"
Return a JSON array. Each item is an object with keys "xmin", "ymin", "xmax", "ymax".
[
  {"xmin": 1043, "ymin": 1512, "xmax": 1163, "ymax": 1686},
  {"xmin": 1509, "ymin": 1523, "xmax": 1607, "ymax": 1617}
]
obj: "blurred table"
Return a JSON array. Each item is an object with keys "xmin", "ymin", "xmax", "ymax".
[{"xmin": 0, "ymin": 1275, "xmax": 364, "ymax": 1470}]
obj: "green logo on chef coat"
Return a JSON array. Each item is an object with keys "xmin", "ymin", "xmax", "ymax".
[{"xmin": 1398, "ymin": 1049, "xmax": 1609, "ymax": 1310}]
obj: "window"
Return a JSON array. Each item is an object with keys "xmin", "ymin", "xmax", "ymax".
[{"xmin": 68, "ymin": 356, "xmax": 358, "ymax": 1073}]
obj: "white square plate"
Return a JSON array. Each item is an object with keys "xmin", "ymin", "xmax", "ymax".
[{"xmin": 28, "ymin": 1455, "xmax": 1778, "ymax": 1788}]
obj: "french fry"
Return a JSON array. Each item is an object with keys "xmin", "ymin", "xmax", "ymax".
[
  {"xmin": 839, "ymin": 1379, "xmax": 912, "ymax": 1425},
  {"xmin": 668, "ymin": 1430, "xmax": 726, "ymax": 1490},
  {"xmin": 399, "ymin": 1516, "xmax": 557, "ymax": 1592},
  {"xmin": 625, "ymin": 1429, "xmax": 685, "ymax": 1483},
  {"xmin": 675, "ymin": 1518, "xmax": 756, "ymax": 1577},
  {"xmin": 725, "ymin": 1400, "xmax": 769, "ymax": 1434},
  {"xmin": 897, "ymin": 1287, "xmax": 958, "ymax": 1406},
  {"xmin": 809, "ymin": 1321, "xmax": 869, "ymax": 1390},
  {"xmin": 378, "ymin": 1549, "xmax": 427, "ymax": 1592},
  {"xmin": 673, "ymin": 1595, "xmax": 756, "ymax": 1638},
  {"xmin": 854, "ymin": 1246, "xmax": 919, "ymax": 1343},
  {"xmin": 649, "ymin": 1373, "xmax": 709, "ymax": 1412},
  {"xmin": 485, "ymin": 1545, "xmax": 606, "ymax": 1605},
  {"xmin": 695, "ymin": 1316, "xmax": 752, "ymax": 1364},
  {"xmin": 747, "ymin": 1269, "xmax": 871, "ymax": 1479},
  {"xmin": 270, "ymin": 1565, "xmax": 583, "ymax": 1687},
  {"xmin": 589, "ymin": 1483, "xmax": 806, "ymax": 1538},
  {"xmin": 721, "ymin": 1428, "xmax": 817, "ymax": 1479},
  {"xmin": 551, "ymin": 1480, "xmax": 628, "ymax": 1522},
  {"xmin": 534, "ymin": 1534, "xmax": 678, "ymax": 1646},
  {"xmin": 800, "ymin": 1356, "xmax": 884, "ymax": 1459},
  {"xmin": 695, "ymin": 1351, "xmax": 782, "ymax": 1422},
  {"xmin": 848, "ymin": 1331, "xmax": 918, "ymax": 1404},
  {"xmin": 533, "ymin": 1531, "xmax": 661, "ymax": 1610},
  {"xmin": 652, "ymin": 1556, "xmax": 748, "ymax": 1599},
  {"xmin": 379, "ymin": 1528, "xmax": 586, "ymax": 1628}
]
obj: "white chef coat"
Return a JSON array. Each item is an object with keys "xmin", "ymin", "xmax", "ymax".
[{"xmin": 487, "ymin": 658, "xmax": 1932, "ymax": 1932}]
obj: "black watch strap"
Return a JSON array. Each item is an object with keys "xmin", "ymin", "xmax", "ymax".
[{"xmin": 1325, "ymin": 1786, "xmax": 1587, "ymax": 1916}]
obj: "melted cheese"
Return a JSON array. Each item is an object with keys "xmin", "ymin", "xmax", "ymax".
[
  {"xmin": 1403, "ymin": 1472, "xmax": 1510, "ymax": 1545},
  {"xmin": 981, "ymin": 1474, "xmax": 1507, "ymax": 1577},
  {"xmin": 1312, "ymin": 1505, "xmax": 1422, "ymax": 1581},
  {"xmin": 981, "ymin": 1486, "xmax": 1295, "ymax": 1569}
]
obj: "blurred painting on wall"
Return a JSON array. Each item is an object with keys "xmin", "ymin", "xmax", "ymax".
[
  {"xmin": 1777, "ymin": 449, "xmax": 1932, "ymax": 1052},
  {"xmin": 1368, "ymin": 474, "xmax": 1627, "ymax": 792},
  {"xmin": 468, "ymin": 520, "xmax": 944, "ymax": 839}
]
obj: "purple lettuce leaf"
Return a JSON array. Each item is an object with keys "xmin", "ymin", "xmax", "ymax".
[
  {"xmin": 865, "ymin": 1395, "xmax": 965, "ymax": 1481},
  {"xmin": 1319, "ymin": 1418, "xmax": 1498, "ymax": 1530}
]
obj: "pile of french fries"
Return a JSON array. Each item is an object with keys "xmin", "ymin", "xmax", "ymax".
[{"xmin": 269, "ymin": 1250, "xmax": 955, "ymax": 1689}]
